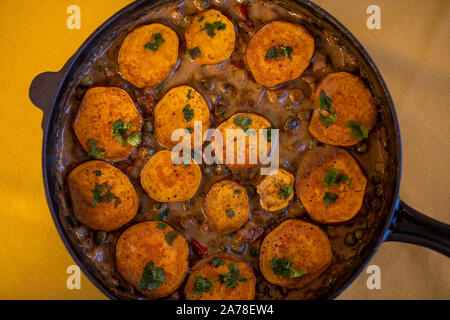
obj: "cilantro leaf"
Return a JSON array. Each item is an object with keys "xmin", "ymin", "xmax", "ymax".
[
  {"xmin": 165, "ymin": 231, "xmax": 180, "ymax": 245},
  {"xmin": 203, "ymin": 21, "xmax": 227, "ymax": 37},
  {"xmin": 279, "ymin": 45, "xmax": 293, "ymax": 60},
  {"xmin": 345, "ymin": 120, "xmax": 369, "ymax": 139},
  {"xmin": 323, "ymin": 192, "xmax": 339, "ymax": 208},
  {"xmin": 112, "ymin": 119, "xmax": 141, "ymax": 147},
  {"xmin": 318, "ymin": 90, "xmax": 337, "ymax": 128},
  {"xmin": 264, "ymin": 125, "xmax": 275, "ymax": 142},
  {"xmin": 270, "ymin": 257, "xmax": 308, "ymax": 278},
  {"xmin": 322, "ymin": 168, "xmax": 340, "ymax": 187},
  {"xmin": 94, "ymin": 170, "xmax": 102, "ymax": 176},
  {"xmin": 194, "ymin": 275, "xmax": 214, "ymax": 295},
  {"xmin": 157, "ymin": 222, "xmax": 167, "ymax": 230},
  {"xmin": 225, "ymin": 210, "xmax": 235, "ymax": 218},
  {"xmin": 212, "ymin": 257, "xmax": 225, "ymax": 268},
  {"xmin": 139, "ymin": 261, "xmax": 165, "ymax": 290},
  {"xmin": 249, "ymin": 247, "xmax": 260, "ymax": 257},
  {"xmin": 87, "ymin": 139, "xmax": 105, "ymax": 159},
  {"xmin": 280, "ymin": 185, "xmax": 293, "ymax": 200},
  {"xmin": 183, "ymin": 104, "xmax": 194, "ymax": 121},
  {"xmin": 233, "ymin": 115, "xmax": 252, "ymax": 132},
  {"xmin": 186, "ymin": 47, "xmax": 201, "ymax": 60},
  {"xmin": 218, "ymin": 263, "xmax": 248, "ymax": 289},
  {"xmin": 234, "ymin": 189, "xmax": 242, "ymax": 194},
  {"xmin": 91, "ymin": 182, "xmax": 121, "ymax": 208},
  {"xmin": 144, "ymin": 33, "xmax": 165, "ymax": 51},
  {"xmin": 155, "ymin": 208, "xmax": 171, "ymax": 221},
  {"xmin": 126, "ymin": 131, "xmax": 141, "ymax": 147},
  {"xmin": 265, "ymin": 47, "xmax": 277, "ymax": 60}
]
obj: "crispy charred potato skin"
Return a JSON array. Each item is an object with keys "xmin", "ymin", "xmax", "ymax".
[
  {"xmin": 296, "ymin": 146, "xmax": 367, "ymax": 223},
  {"xmin": 154, "ymin": 85, "xmax": 210, "ymax": 148},
  {"xmin": 203, "ymin": 180, "xmax": 249, "ymax": 233},
  {"xmin": 116, "ymin": 221, "xmax": 189, "ymax": 298},
  {"xmin": 118, "ymin": 24, "xmax": 179, "ymax": 88},
  {"xmin": 257, "ymin": 168, "xmax": 294, "ymax": 212},
  {"xmin": 185, "ymin": 9, "xmax": 236, "ymax": 64},
  {"xmin": 309, "ymin": 72, "xmax": 378, "ymax": 146},
  {"xmin": 260, "ymin": 219, "xmax": 332, "ymax": 288},
  {"xmin": 185, "ymin": 253, "xmax": 256, "ymax": 300},
  {"xmin": 73, "ymin": 87, "xmax": 143, "ymax": 162},
  {"xmin": 246, "ymin": 21, "xmax": 314, "ymax": 87},
  {"xmin": 214, "ymin": 112, "xmax": 272, "ymax": 171},
  {"xmin": 67, "ymin": 160, "xmax": 138, "ymax": 231},
  {"xmin": 140, "ymin": 150, "xmax": 202, "ymax": 202}
]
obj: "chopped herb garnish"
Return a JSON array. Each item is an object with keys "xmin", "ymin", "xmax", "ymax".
[
  {"xmin": 112, "ymin": 119, "xmax": 141, "ymax": 147},
  {"xmin": 279, "ymin": 45, "xmax": 293, "ymax": 60},
  {"xmin": 202, "ymin": 21, "xmax": 227, "ymax": 37},
  {"xmin": 234, "ymin": 189, "xmax": 242, "ymax": 195},
  {"xmin": 183, "ymin": 104, "xmax": 194, "ymax": 121},
  {"xmin": 187, "ymin": 89, "xmax": 192, "ymax": 99},
  {"xmin": 249, "ymin": 247, "xmax": 260, "ymax": 257},
  {"xmin": 198, "ymin": 192, "xmax": 206, "ymax": 198},
  {"xmin": 265, "ymin": 45, "xmax": 293, "ymax": 61},
  {"xmin": 323, "ymin": 192, "xmax": 339, "ymax": 208},
  {"xmin": 225, "ymin": 210, "xmax": 235, "ymax": 219},
  {"xmin": 186, "ymin": 127, "xmax": 193, "ymax": 134},
  {"xmin": 139, "ymin": 261, "xmax": 165, "ymax": 290},
  {"xmin": 87, "ymin": 139, "xmax": 105, "ymax": 159},
  {"xmin": 155, "ymin": 208, "xmax": 171, "ymax": 221},
  {"xmin": 165, "ymin": 231, "xmax": 180, "ymax": 245},
  {"xmin": 233, "ymin": 115, "xmax": 252, "ymax": 132},
  {"xmin": 212, "ymin": 257, "xmax": 225, "ymax": 268},
  {"xmin": 198, "ymin": 16, "xmax": 205, "ymax": 22},
  {"xmin": 345, "ymin": 120, "xmax": 369, "ymax": 139},
  {"xmin": 194, "ymin": 275, "xmax": 214, "ymax": 295},
  {"xmin": 218, "ymin": 263, "xmax": 248, "ymax": 289},
  {"xmin": 157, "ymin": 222, "xmax": 167, "ymax": 230},
  {"xmin": 318, "ymin": 90, "xmax": 338, "ymax": 128},
  {"xmin": 280, "ymin": 185, "xmax": 293, "ymax": 200},
  {"xmin": 91, "ymin": 182, "xmax": 121, "ymax": 208},
  {"xmin": 94, "ymin": 170, "xmax": 102, "ymax": 176},
  {"xmin": 322, "ymin": 168, "xmax": 351, "ymax": 188},
  {"xmin": 186, "ymin": 47, "xmax": 201, "ymax": 60},
  {"xmin": 270, "ymin": 257, "xmax": 308, "ymax": 278},
  {"xmin": 144, "ymin": 33, "xmax": 165, "ymax": 51},
  {"xmin": 264, "ymin": 125, "xmax": 275, "ymax": 142}
]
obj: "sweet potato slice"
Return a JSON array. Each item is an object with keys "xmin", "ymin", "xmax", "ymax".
[
  {"xmin": 116, "ymin": 221, "xmax": 189, "ymax": 298},
  {"xmin": 118, "ymin": 24, "xmax": 179, "ymax": 88},
  {"xmin": 296, "ymin": 146, "xmax": 367, "ymax": 223},
  {"xmin": 154, "ymin": 85, "xmax": 210, "ymax": 148},
  {"xmin": 214, "ymin": 112, "xmax": 272, "ymax": 171},
  {"xmin": 67, "ymin": 160, "xmax": 138, "ymax": 231},
  {"xmin": 257, "ymin": 168, "xmax": 295, "ymax": 212},
  {"xmin": 184, "ymin": 253, "xmax": 256, "ymax": 300},
  {"xmin": 73, "ymin": 87, "xmax": 143, "ymax": 162},
  {"xmin": 140, "ymin": 150, "xmax": 202, "ymax": 202},
  {"xmin": 309, "ymin": 72, "xmax": 378, "ymax": 146},
  {"xmin": 246, "ymin": 21, "xmax": 314, "ymax": 87},
  {"xmin": 259, "ymin": 219, "xmax": 332, "ymax": 288},
  {"xmin": 203, "ymin": 180, "xmax": 249, "ymax": 233},
  {"xmin": 185, "ymin": 9, "xmax": 236, "ymax": 64}
]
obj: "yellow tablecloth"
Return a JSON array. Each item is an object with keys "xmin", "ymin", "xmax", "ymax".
[{"xmin": 0, "ymin": 0, "xmax": 448, "ymax": 299}]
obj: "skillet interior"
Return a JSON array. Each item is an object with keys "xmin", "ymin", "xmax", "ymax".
[{"xmin": 44, "ymin": 0, "xmax": 400, "ymax": 299}]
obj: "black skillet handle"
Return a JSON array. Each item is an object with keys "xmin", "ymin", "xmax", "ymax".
[
  {"xmin": 386, "ymin": 200, "xmax": 450, "ymax": 257},
  {"xmin": 29, "ymin": 57, "xmax": 74, "ymax": 129}
]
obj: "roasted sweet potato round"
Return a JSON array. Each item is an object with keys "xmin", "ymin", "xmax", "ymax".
[
  {"xmin": 260, "ymin": 219, "xmax": 332, "ymax": 288},
  {"xmin": 309, "ymin": 72, "xmax": 378, "ymax": 146},
  {"xmin": 118, "ymin": 23, "xmax": 179, "ymax": 88},
  {"xmin": 296, "ymin": 146, "xmax": 367, "ymax": 223},
  {"xmin": 257, "ymin": 168, "xmax": 294, "ymax": 212},
  {"xmin": 73, "ymin": 87, "xmax": 143, "ymax": 162},
  {"xmin": 154, "ymin": 85, "xmax": 210, "ymax": 148},
  {"xmin": 140, "ymin": 150, "xmax": 202, "ymax": 202},
  {"xmin": 185, "ymin": 253, "xmax": 256, "ymax": 300},
  {"xmin": 116, "ymin": 221, "xmax": 189, "ymax": 298},
  {"xmin": 214, "ymin": 112, "xmax": 272, "ymax": 171},
  {"xmin": 246, "ymin": 21, "xmax": 314, "ymax": 87},
  {"xmin": 185, "ymin": 9, "xmax": 236, "ymax": 64},
  {"xmin": 203, "ymin": 180, "xmax": 249, "ymax": 233},
  {"xmin": 67, "ymin": 160, "xmax": 138, "ymax": 231}
]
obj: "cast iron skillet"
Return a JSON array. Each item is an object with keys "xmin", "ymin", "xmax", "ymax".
[{"xmin": 29, "ymin": 0, "xmax": 450, "ymax": 299}]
